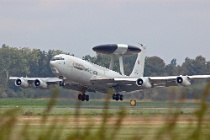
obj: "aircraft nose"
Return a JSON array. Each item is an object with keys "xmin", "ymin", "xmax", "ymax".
[
  {"xmin": 50, "ymin": 60, "xmax": 55, "ymax": 66},
  {"xmin": 50, "ymin": 61, "xmax": 59, "ymax": 74}
]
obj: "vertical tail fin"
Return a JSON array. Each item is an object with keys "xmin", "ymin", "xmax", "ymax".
[{"xmin": 129, "ymin": 46, "xmax": 146, "ymax": 77}]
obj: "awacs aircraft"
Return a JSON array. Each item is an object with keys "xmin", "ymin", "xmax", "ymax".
[{"xmin": 9, "ymin": 44, "xmax": 210, "ymax": 101}]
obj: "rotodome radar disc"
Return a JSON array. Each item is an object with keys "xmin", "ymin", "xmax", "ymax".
[{"xmin": 92, "ymin": 44, "xmax": 141, "ymax": 55}]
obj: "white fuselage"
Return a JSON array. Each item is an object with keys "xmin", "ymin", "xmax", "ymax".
[{"xmin": 50, "ymin": 54, "xmax": 123, "ymax": 89}]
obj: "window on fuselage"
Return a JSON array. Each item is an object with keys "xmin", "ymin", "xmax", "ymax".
[{"xmin": 51, "ymin": 57, "xmax": 65, "ymax": 61}]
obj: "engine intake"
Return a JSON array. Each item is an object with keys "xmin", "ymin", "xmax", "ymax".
[
  {"xmin": 34, "ymin": 79, "xmax": 48, "ymax": 88},
  {"xmin": 136, "ymin": 77, "xmax": 152, "ymax": 88},
  {"xmin": 176, "ymin": 76, "xmax": 191, "ymax": 86},
  {"xmin": 15, "ymin": 78, "xmax": 29, "ymax": 88}
]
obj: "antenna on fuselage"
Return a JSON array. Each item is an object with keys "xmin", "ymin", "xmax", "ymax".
[{"xmin": 92, "ymin": 44, "xmax": 141, "ymax": 75}]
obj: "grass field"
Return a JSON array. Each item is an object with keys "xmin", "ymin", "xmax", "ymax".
[
  {"xmin": 4, "ymin": 115, "xmax": 210, "ymax": 140},
  {"xmin": 0, "ymin": 98, "xmax": 207, "ymax": 116},
  {"xmin": 0, "ymin": 98, "xmax": 204, "ymax": 108},
  {"xmin": 1, "ymin": 87, "xmax": 210, "ymax": 140},
  {"xmin": 1, "ymin": 106, "xmax": 210, "ymax": 140}
]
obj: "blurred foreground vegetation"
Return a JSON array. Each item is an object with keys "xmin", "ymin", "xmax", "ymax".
[{"xmin": 0, "ymin": 85, "xmax": 210, "ymax": 140}]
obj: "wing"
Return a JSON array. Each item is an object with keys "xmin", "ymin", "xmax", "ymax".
[
  {"xmin": 9, "ymin": 76, "xmax": 88, "ymax": 91},
  {"xmin": 90, "ymin": 76, "xmax": 140, "ymax": 92},
  {"xmin": 9, "ymin": 77, "xmax": 63, "ymax": 88},
  {"xmin": 90, "ymin": 75, "xmax": 210, "ymax": 93}
]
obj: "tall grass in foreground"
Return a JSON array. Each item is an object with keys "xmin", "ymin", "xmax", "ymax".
[{"xmin": 0, "ymin": 85, "xmax": 210, "ymax": 140}]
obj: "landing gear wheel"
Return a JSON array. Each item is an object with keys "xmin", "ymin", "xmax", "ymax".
[
  {"xmin": 120, "ymin": 94, "xmax": 123, "ymax": 101},
  {"xmin": 78, "ymin": 93, "xmax": 89, "ymax": 101},
  {"xmin": 115, "ymin": 94, "xmax": 120, "ymax": 101},
  {"xmin": 85, "ymin": 95, "xmax": 89, "ymax": 101},
  {"xmin": 78, "ymin": 87, "xmax": 90, "ymax": 101},
  {"xmin": 78, "ymin": 94, "xmax": 82, "ymax": 100},
  {"xmin": 112, "ymin": 94, "xmax": 116, "ymax": 100},
  {"xmin": 82, "ymin": 94, "xmax": 86, "ymax": 101}
]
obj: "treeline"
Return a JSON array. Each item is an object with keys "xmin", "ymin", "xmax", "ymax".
[
  {"xmin": 0, "ymin": 44, "xmax": 63, "ymax": 98},
  {"xmin": 1, "ymin": 44, "xmax": 210, "ymax": 100}
]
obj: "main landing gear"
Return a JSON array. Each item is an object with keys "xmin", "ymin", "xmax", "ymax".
[
  {"xmin": 78, "ymin": 93, "xmax": 89, "ymax": 101},
  {"xmin": 78, "ymin": 87, "xmax": 89, "ymax": 101},
  {"xmin": 112, "ymin": 94, "xmax": 123, "ymax": 101}
]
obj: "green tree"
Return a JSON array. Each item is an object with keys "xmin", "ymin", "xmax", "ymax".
[
  {"xmin": 165, "ymin": 59, "xmax": 178, "ymax": 76},
  {"xmin": 144, "ymin": 56, "xmax": 166, "ymax": 76},
  {"xmin": 181, "ymin": 56, "xmax": 207, "ymax": 75}
]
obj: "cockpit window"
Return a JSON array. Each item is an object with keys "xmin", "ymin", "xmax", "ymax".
[{"xmin": 51, "ymin": 57, "xmax": 65, "ymax": 61}]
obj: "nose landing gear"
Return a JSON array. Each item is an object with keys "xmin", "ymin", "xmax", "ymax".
[
  {"xmin": 78, "ymin": 86, "xmax": 89, "ymax": 101},
  {"xmin": 78, "ymin": 94, "xmax": 89, "ymax": 101}
]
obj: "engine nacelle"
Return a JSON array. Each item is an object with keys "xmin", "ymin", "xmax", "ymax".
[
  {"xmin": 34, "ymin": 79, "xmax": 48, "ymax": 88},
  {"xmin": 136, "ymin": 77, "xmax": 152, "ymax": 88},
  {"xmin": 15, "ymin": 78, "xmax": 29, "ymax": 88},
  {"xmin": 176, "ymin": 76, "xmax": 191, "ymax": 86}
]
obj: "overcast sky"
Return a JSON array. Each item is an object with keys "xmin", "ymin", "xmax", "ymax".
[{"xmin": 1, "ymin": 0, "xmax": 210, "ymax": 64}]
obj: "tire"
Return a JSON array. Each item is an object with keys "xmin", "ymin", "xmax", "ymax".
[
  {"xmin": 112, "ymin": 94, "xmax": 116, "ymax": 100},
  {"xmin": 78, "ymin": 94, "xmax": 82, "ymax": 100},
  {"xmin": 120, "ymin": 94, "xmax": 123, "ymax": 101},
  {"xmin": 82, "ymin": 94, "xmax": 86, "ymax": 101},
  {"xmin": 116, "ymin": 94, "xmax": 120, "ymax": 101},
  {"xmin": 86, "ymin": 95, "xmax": 89, "ymax": 101}
]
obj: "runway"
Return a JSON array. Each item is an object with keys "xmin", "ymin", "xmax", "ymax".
[{"xmin": 0, "ymin": 107, "xmax": 201, "ymax": 111}]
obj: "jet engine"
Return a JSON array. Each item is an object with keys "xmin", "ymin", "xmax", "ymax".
[
  {"xmin": 34, "ymin": 79, "xmax": 48, "ymax": 88},
  {"xmin": 136, "ymin": 77, "xmax": 152, "ymax": 88},
  {"xmin": 176, "ymin": 76, "xmax": 191, "ymax": 86},
  {"xmin": 15, "ymin": 78, "xmax": 29, "ymax": 88}
]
